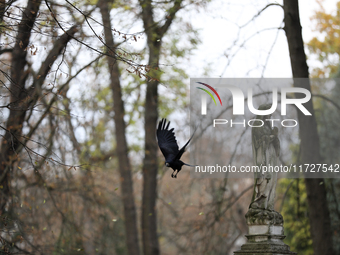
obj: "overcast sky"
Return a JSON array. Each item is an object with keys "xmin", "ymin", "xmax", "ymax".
[{"xmin": 186, "ymin": 0, "xmax": 338, "ymax": 78}]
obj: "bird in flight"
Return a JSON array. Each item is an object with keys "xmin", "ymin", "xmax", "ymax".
[{"xmin": 156, "ymin": 118, "xmax": 195, "ymax": 178}]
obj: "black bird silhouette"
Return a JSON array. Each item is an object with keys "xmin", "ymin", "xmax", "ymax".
[{"xmin": 156, "ymin": 118, "xmax": 195, "ymax": 178}]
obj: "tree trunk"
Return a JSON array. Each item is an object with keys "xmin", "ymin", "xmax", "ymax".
[
  {"xmin": 0, "ymin": 0, "xmax": 42, "ymax": 212},
  {"xmin": 283, "ymin": 1, "xmax": 334, "ymax": 254},
  {"xmin": 141, "ymin": 25, "xmax": 161, "ymax": 255},
  {"xmin": 0, "ymin": 0, "xmax": 78, "ymax": 214},
  {"xmin": 0, "ymin": 0, "xmax": 6, "ymax": 25},
  {"xmin": 142, "ymin": 53, "xmax": 161, "ymax": 255},
  {"xmin": 139, "ymin": 1, "xmax": 182, "ymax": 254},
  {"xmin": 98, "ymin": 1, "xmax": 140, "ymax": 255}
]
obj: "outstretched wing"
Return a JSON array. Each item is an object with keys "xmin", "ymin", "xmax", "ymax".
[
  {"xmin": 156, "ymin": 118, "xmax": 179, "ymax": 161},
  {"xmin": 175, "ymin": 127, "xmax": 196, "ymax": 161}
]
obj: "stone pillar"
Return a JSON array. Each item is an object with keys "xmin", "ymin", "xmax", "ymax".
[{"xmin": 234, "ymin": 208, "xmax": 296, "ymax": 255}]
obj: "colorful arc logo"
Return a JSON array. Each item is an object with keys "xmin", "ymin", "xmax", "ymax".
[
  {"xmin": 196, "ymin": 82, "xmax": 222, "ymax": 106},
  {"xmin": 196, "ymin": 82, "xmax": 222, "ymax": 115}
]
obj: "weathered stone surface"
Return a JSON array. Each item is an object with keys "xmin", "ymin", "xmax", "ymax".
[
  {"xmin": 234, "ymin": 234, "xmax": 296, "ymax": 254},
  {"xmin": 233, "ymin": 210, "xmax": 296, "ymax": 255},
  {"xmin": 246, "ymin": 208, "xmax": 283, "ymax": 225},
  {"xmin": 250, "ymin": 104, "xmax": 280, "ymax": 211},
  {"xmin": 248, "ymin": 225, "xmax": 283, "ymax": 236},
  {"xmin": 234, "ymin": 109, "xmax": 296, "ymax": 255},
  {"xmin": 234, "ymin": 252, "xmax": 295, "ymax": 255}
]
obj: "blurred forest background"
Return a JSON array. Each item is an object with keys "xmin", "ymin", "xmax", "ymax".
[{"xmin": 0, "ymin": 0, "xmax": 339, "ymax": 254}]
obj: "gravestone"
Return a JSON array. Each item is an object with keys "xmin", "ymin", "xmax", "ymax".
[{"xmin": 234, "ymin": 104, "xmax": 296, "ymax": 255}]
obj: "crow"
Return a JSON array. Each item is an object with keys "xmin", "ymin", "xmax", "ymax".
[{"xmin": 156, "ymin": 118, "xmax": 195, "ymax": 178}]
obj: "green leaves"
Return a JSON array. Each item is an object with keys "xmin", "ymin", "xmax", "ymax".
[{"xmin": 278, "ymin": 179, "xmax": 313, "ymax": 254}]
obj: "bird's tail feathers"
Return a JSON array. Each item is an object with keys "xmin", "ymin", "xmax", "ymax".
[
  {"xmin": 189, "ymin": 125, "xmax": 197, "ymax": 142},
  {"xmin": 181, "ymin": 125, "xmax": 197, "ymax": 149},
  {"xmin": 183, "ymin": 163, "xmax": 197, "ymax": 167}
]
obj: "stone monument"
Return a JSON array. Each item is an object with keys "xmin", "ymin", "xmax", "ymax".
[{"xmin": 234, "ymin": 104, "xmax": 296, "ymax": 255}]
